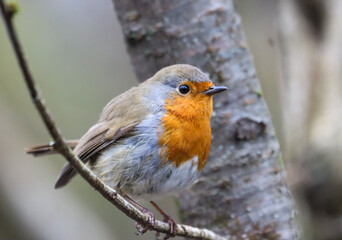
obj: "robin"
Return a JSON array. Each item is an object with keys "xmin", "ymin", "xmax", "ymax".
[{"xmin": 27, "ymin": 64, "xmax": 227, "ymax": 235}]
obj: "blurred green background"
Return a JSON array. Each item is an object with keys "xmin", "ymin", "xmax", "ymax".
[{"xmin": 1, "ymin": 0, "xmax": 341, "ymax": 239}]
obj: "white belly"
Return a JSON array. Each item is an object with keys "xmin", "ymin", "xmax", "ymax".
[
  {"xmin": 127, "ymin": 156, "xmax": 200, "ymax": 200},
  {"xmin": 88, "ymin": 115, "xmax": 200, "ymax": 200}
]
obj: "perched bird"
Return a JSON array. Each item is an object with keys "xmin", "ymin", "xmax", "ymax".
[{"xmin": 27, "ymin": 64, "xmax": 227, "ymax": 235}]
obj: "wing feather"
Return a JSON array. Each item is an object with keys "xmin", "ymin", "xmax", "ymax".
[
  {"xmin": 54, "ymin": 122, "xmax": 139, "ymax": 189},
  {"xmin": 54, "ymin": 85, "xmax": 148, "ymax": 189}
]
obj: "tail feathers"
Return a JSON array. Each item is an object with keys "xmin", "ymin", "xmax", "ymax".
[
  {"xmin": 54, "ymin": 163, "xmax": 77, "ymax": 189},
  {"xmin": 25, "ymin": 140, "xmax": 79, "ymax": 157}
]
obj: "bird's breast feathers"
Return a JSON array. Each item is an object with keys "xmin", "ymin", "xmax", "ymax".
[{"xmin": 157, "ymin": 89, "xmax": 213, "ymax": 170}]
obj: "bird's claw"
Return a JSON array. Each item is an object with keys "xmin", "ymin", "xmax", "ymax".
[
  {"xmin": 162, "ymin": 216, "xmax": 177, "ymax": 240},
  {"xmin": 135, "ymin": 209, "xmax": 155, "ymax": 235}
]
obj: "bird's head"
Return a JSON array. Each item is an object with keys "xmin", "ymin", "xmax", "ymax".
[{"xmin": 144, "ymin": 64, "xmax": 227, "ymax": 119}]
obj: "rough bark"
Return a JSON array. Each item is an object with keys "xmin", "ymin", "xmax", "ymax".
[{"xmin": 112, "ymin": 1, "xmax": 299, "ymax": 239}]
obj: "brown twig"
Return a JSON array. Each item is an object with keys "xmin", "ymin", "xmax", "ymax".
[{"xmin": 0, "ymin": 1, "xmax": 228, "ymax": 239}]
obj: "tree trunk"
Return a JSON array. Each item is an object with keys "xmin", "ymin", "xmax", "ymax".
[{"xmin": 112, "ymin": 1, "xmax": 300, "ymax": 239}]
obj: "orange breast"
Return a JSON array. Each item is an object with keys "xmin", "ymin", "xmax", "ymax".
[{"xmin": 158, "ymin": 82, "xmax": 213, "ymax": 170}]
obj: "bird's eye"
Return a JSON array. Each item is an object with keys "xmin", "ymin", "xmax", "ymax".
[{"xmin": 178, "ymin": 84, "xmax": 190, "ymax": 94}]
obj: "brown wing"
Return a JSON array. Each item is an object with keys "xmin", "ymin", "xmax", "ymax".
[
  {"xmin": 55, "ymin": 86, "xmax": 148, "ymax": 188},
  {"xmin": 54, "ymin": 85, "xmax": 149, "ymax": 189},
  {"xmin": 54, "ymin": 121, "xmax": 139, "ymax": 189}
]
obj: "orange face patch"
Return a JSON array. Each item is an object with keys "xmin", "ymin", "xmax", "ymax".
[{"xmin": 158, "ymin": 81, "xmax": 214, "ymax": 170}]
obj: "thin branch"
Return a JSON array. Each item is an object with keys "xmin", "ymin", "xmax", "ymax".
[{"xmin": 0, "ymin": 2, "xmax": 228, "ymax": 239}]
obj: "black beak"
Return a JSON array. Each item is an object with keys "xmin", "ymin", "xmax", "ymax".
[{"xmin": 203, "ymin": 86, "xmax": 228, "ymax": 95}]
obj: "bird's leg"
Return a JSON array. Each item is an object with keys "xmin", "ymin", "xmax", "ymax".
[
  {"xmin": 150, "ymin": 201, "xmax": 177, "ymax": 239},
  {"xmin": 123, "ymin": 194, "xmax": 155, "ymax": 235}
]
